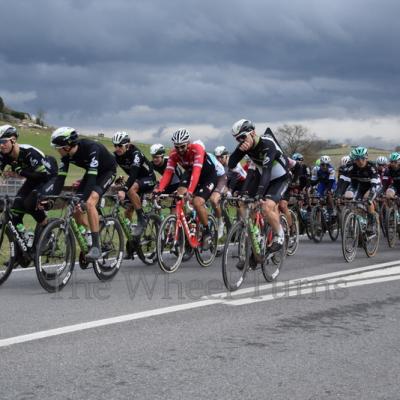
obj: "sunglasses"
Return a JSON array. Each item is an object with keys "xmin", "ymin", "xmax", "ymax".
[
  {"xmin": 354, "ymin": 157, "xmax": 367, "ymax": 161},
  {"xmin": 114, "ymin": 144, "xmax": 126, "ymax": 148},
  {"xmin": 175, "ymin": 144, "xmax": 187, "ymax": 150},
  {"xmin": 0, "ymin": 138, "xmax": 11, "ymax": 145},
  {"xmin": 235, "ymin": 133, "xmax": 249, "ymax": 143}
]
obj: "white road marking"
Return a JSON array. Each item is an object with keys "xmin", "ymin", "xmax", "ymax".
[{"xmin": 1, "ymin": 260, "xmax": 400, "ymax": 348}]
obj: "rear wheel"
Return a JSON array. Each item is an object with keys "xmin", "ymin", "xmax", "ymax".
[
  {"xmin": 157, "ymin": 214, "xmax": 185, "ymax": 273},
  {"xmin": 93, "ymin": 217, "xmax": 124, "ymax": 281},
  {"xmin": 286, "ymin": 209, "xmax": 299, "ymax": 256},
  {"xmin": 222, "ymin": 220, "xmax": 249, "ymax": 291},
  {"xmin": 364, "ymin": 212, "xmax": 380, "ymax": 258},
  {"xmin": 311, "ymin": 206, "xmax": 325, "ymax": 243},
  {"xmin": 385, "ymin": 206, "xmax": 397, "ymax": 248},
  {"xmin": 0, "ymin": 226, "xmax": 16, "ymax": 286},
  {"xmin": 35, "ymin": 218, "xmax": 75, "ymax": 293},
  {"xmin": 328, "ymin": 210, "xmax": 340, "ymax": 241}
]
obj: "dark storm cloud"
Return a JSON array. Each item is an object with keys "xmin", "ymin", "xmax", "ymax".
[{"xmin": 1, "ymin": 0, "xmax": 400, "ymax": 145}]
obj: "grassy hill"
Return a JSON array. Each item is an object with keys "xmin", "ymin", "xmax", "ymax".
[
  {"xmin": 318, "ymin": 145, "xmax": 390, "ymax": 167},
  {"xmin": 0, "ymin": 121, "xmax": 152, "ymax": 184}
]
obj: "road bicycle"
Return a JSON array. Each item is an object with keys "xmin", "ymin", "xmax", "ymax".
[
  {"xmin": 222, "ymin": 196, "xmax": 287, "ymax": 291},
  {"xmin": 156, "ymin": 194, "xmax": 218, "ymax": 273}
]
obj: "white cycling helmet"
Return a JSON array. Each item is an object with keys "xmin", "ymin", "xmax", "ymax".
[
  {"xmin": 214, "ymin": 146, "xmax": 229, "ymax": 157},
  {"xmin": 112, "ymin": 131, "xmax": 130, "ymax": 146},
  {"xmin": 51, "ymin": 127, "xmax": 78, "ymax": 147},
  {"xmin": 231, "ymin": 119, "xmax": 255, "ymax": 139},
  {"xmin": 320, "ymin": 155, "xmax": 331, "ymax": 164},
  {"xmin": 376, "ymin": 156, "xmax": 388, "ymax": 165},
  {"xmin": 150, "ymin": 143, "xmax": 165, "ymax": 156},
  {"xmin": 341, "ymin": 155, "xmax": 351, "ymax": 166},
  {"xmin": 171, "ymin": 129, "xmax": 190, "ymax": 145}
]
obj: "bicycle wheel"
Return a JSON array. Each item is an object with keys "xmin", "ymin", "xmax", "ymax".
[
  {"xmin": 157, "ymin": 214, "xmax": 185, "ymax": 273},
  {"xmin": 262, "ymin": 217, "xmax": 286, "ymax": 282},
  {"xmin": 311, "ymin": 206, "xmax": 324, "ymax": 243},
  {"xmin": 286, "ymin": 209, "xmax": 299, "ymax": 256},
  {"xmin": 35, "ymin": 218, "xmax": 76, "ymax": 293},
  {"xmin": 195, "ymin": 214, "xmax": 218, "ymax": 267},
  {"xmin": 137, "ymin": 213, "xmax": 161, "ymax": 265},
  {"xmin": 216, "ymin": 208, "xmax": 232, "ymax": 257},
  {"xmin": 328, "ymin": 211, "xmax": 340, "ymax": 242},
  {"xmin": 364, "ymin": 212, "xmax": 380, "ymax": 257},
  {"xmin": 340, "ymin": 206, "xmax": 351, "ymax": 240},
  {"xmin": 342, "ymin": 212, "xmax": 359, "ymax": 263},
  {"xmin": 385, "ymin": 206, "xmax": 397, "ymax": 248},
  {"xmin": 0, "ymin": 225, "xmax": 16, "ymax": 286},
  {"xmin": 182, "ymin": 241, "xmax": 195, "ymax": 262},
  {"xmin": 93, "ymin": 217, "xmax": 124, "ymax": 281},
  {"xmin": 379, "ymin": 202, "xmax": 388, "ymax": 238},
  {"xmin": 222, "ymin": 220, "xmax": 249, "ymax": 291}
]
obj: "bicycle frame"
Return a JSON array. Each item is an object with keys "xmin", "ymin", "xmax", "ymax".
[{"xmin": 175, "ymin": 198, "xmax": 200, "ymax": 248}]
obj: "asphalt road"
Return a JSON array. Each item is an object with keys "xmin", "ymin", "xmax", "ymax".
[{"xmin": 1, "ymin": 236, "xmax": 400, "ymax": 400}]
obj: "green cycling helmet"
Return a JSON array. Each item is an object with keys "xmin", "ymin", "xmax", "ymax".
[
  {"xmin": 389, "ymin": 152, "xmax": 400, "ymax": 162},
  {"xmin": 350, "ymin": 146, "xmax": 368, "ymax": 160},
  {"xmin": 315, "ymin": 158, "xmax": 321, "ymax": 166}
]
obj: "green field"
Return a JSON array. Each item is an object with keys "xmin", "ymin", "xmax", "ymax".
[{"xmin": 0, "ymin": 120, "xmax": 152, "ymax": 184}]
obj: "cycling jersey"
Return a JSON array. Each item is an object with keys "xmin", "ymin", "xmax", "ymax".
[
  {"xmin": 158, "ymin": 143, "xmax": 215, "ymax": 194},
  {"xmin": 53, "ymin": 139, "xmax": 117, "ymax": 200},
  {"xmin": 382, "ymin": 166, "xmax": 400, "ymax": 193},
  {"xmin": 0, "ymin": 144, "xmax": 56, "ymax": 182},
  {"xmin": 229, "ymin": 135, "xmax": 289, "ymax": 197},
  {"xmin": 291, "ymin": 162, "xmax": 311, "ymax": 189},
  {"xmin": 115, "ymin": 144, "xmax": 156, "ymax": 192},
  {"xmin": 208, "ymin": 153, "xmax": 226, "ymax": 177},
  {"xmin": 337, "ymin": 161, "xmax": 380, "ymax": 200},
  {"xmin": 225, "ymin": 163, "xmax": 247, "ymax": 192}
]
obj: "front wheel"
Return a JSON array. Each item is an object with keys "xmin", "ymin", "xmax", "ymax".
[
  {"xmin": 286, "ymin": 209, "xmax": 299, "ymax": 256},
  {"xmin": 222, "ymin": 220, "xmax": 249, "ymax": 291},
  {"xmin": 93, "ymin": 217, "xmax": 124, "ymax": 281},
  {"xmin": 35, "ymin": 218, "xmax": 76, "ymax": 293},
  {"xmin": 195, "ymin": 214, "xmax": 218, "ymax": 267},
  {"xmin": 0, "ymin": 226, "xmax": 16, "ymax": 286},
  {"xmin": 385, "ymin": 206, "xmax": 397, "ymax": 248},
  {"xmin": 311, "ymin": 206, "xmax": 325, "ymax": 243},
  {"xmin": 342, "ymin": 212, "xmax": 359, "ymax": 263},
  {"xmin": 157, "ymin": 214, "xmax": 185, "ymax": 273},
  {"xmin": 363, "ymin": 212, "xmax": 380, "ymax": 258}
]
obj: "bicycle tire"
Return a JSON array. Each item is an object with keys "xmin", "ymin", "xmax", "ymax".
[
  {"xmin": 342, "ymin": 212, "xmax": 359, "ymax": 263},
  {"xmin": 286, "ymin": 209, "xmax": 299, "ymax": 256},
  {"xmin": 0, "ymin": 226, "xmax": 16, "ymax": 286},
  {"xmin": 385, "ymin": 206, "xmax": 397, "ymax": 248},
  {"xmin": 363, "ymin": 212, "xmax": 380, "ymax": 258},
  {"xmin": 137, "ymin": 213, "xmax": 161, "ymax": 265},
  {"xmin": 35, "ymin": 218, "xmax": 76, "ymax": 293}
]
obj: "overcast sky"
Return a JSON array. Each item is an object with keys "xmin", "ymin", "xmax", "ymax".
[{"xmin": 1, "ymin": 0, "xmax": 399, "ymax": 151}]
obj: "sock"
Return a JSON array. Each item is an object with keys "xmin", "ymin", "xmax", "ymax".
[{"xmin": 91, "ymin": 231, "xmax": 100, "ymax": 248}]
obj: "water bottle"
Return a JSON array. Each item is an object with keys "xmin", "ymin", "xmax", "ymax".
[
  {"xmin": 86, "ymin": 230, "xmax": 93, "ymax": 247},
  {"xmin": 25, "ymin": 231, "xmax": 35, "ymax": 248},
  {"xmin": 250, "ymin": 222, "xmax": 261, "ymax": 255},
  {"xmin": 16, "ymin": 223, "xmax": 25, "ymax": 236}
]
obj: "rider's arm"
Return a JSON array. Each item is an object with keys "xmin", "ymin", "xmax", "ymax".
[
  {"xmin": 368, "ymin": 166, "xmax": 381, "ymax": 201},
  {"xmin": 45, "ymin": 156, "xmax": 70, "ymax": 195},
  {"xmin": 16, "ymin": 150, "xmax": 49, "ymax": 180},
  {"xmin": 187, "ymin": 144, "xmax": 206, "ymax": 194},
  {"xmin": 158, "ymin": 151, "xmax": 177, "ymax": 192},
  {"xmin": 257, "ymin": 146, "xmax": 278, "ymax": 196},
  {"xmin": 310, "ymin": 166, "xmax": 319, "ymax": 186},
  {"xmin": 326, "ymin": 167, "xmax": 336, "ymax": 191},
  {"xmin": 228, "ymin": 147, "xmax": 245, "ymax": 169}
]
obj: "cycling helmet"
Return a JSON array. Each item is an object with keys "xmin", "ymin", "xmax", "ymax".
[
  {"xmin": 341, "ymin": 155, "xmax": 351, "ymax": 166},
  {"xmin": 51, "ymin": 127, "xmax": 79, "ymax": 148},
  {"xmin": 231, "ymin": 119, "xmax": 255, "ymax": 139},
  {"xmin": 315, "ymin": 158, "xmax": 321, "ymax": 166},
  {"xmin": 320, "ymin": 155, "xmax": 331, "ymax": 165},
  {"xmin": 389, "ymin": 152, "xmax": 400, "ymax": 162},
  {"xmin": 214, "ymin": 146, "xmax": 229, "ymax": 157},
  {"xmin": 0, "ymin": 124, "xmax": 18, "ymax": 139},
  {"xmin": 150, "ymin": 143, "xmax": 165, "ymax": 156},
  {"xmin": 193, "ymin": 139, "xmax": 205, "ymax": 149},
  {"xmin": 350, "ymin": 146, "xmax": 368, "ymax": 160},
  {"xmin": 171, "ymin": 129, "xmax": 190, "ymax": 145},
  {"xmin": 112, "ymin": 131, "xmax": 130, "ymax": 146},
  {"xmin": 292, "ymin": 152, "xmax": 304, "ymax": 161},
  {"xmin": 376, "ymin": 156, "xmax": 388, "ymax": 165}
]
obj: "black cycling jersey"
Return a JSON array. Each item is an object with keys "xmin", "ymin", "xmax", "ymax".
[
  {"xmin": 337, "ymin": 161, "xmax": 380, "ymax": 199},
  {"xmin": 229, "ymin": 135, "xmax": 289, "ymax": 196},
  {"xmin": 0, "ymin": 144, "xmax": 56, "ymax": 182},
  {"xmin": 114, "ymin": 145, "xmax": 156, "ymax": 191},
  {"xmin": 382, "ymin": 166, "xmax": 400, "ymax": 192},
  {"xmin": 53, "ymin": 139, "xmax": 117, "ymax": 199},
  {"xmin": 291, "ymin": 163, "xmax": 310, "ymax": 189},
  {"xmin": 151, "ymin": 156, "xmax": 182, "ymax": 187}
]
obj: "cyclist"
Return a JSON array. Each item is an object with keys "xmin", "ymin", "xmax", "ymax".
[
  {"xmin": 228, "ymin": 119, "xmax": 289, "ymax": 251},
  {"xmin": 214, "ymin": 146, "xmax": 247, "ymax": 196},
  {"xmin": 340, "ymin": 147, "xmax": 380, "ymax": 234},
  {"xmin": 112, "ymin": 132, "xmax": 156, "ymax": 236},
  {"xmin": 150, "ymin": 143, "xmax": 183, "ymax": 194},
  {"xmin": 375, "ymin": 156, "xmax": 388, "ymax": 184},
  {"xmin": 50, "ymin": 127, "xmax": 117, "ymax": 260},
  {"xmin": 291, "ymin": 153, "xmax": 311, "ymax": 192},
  {"xmin": 0, "ymin": 124, "xmax": 57, "ymax": 241},
  {"xmin": 154, "ymin": 129, "xmax": 217, "ymax": 248},
  {"xmin": 335, "ymin": 155, "xmax": 351, "ymax": 197},
  {"xmin": 311, "ymin": 155, "xmax": 336, "ymax": 216},
  {"xmin": 382, "ymin": 152, "xmax": 400, "ymax": 199}
]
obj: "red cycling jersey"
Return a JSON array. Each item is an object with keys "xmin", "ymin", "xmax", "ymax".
[{"xmin": 158, "ymin": 143, "xmax": 205, "ymax": 194}]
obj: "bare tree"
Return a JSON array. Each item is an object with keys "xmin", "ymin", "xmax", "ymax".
[
  {"xmin": 275, "ymin": 124, "xmax": 328, "ymax": 163},
  {"xmin": 36, "ymin": 108, "xmax": 46, "ymax": 126},
  {"xmin": 0, "ymin": 96, "xmax": 4, "ymax": 112}
]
